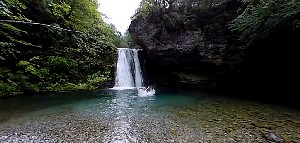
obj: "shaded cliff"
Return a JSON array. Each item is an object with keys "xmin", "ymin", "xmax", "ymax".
[
  {"xmin": 129, "ymin": 0, "xmax": 300, "ymax": 103},
  {"xmin": 129, "ymin": 0, "xmax": 245, "ymax": 88}
]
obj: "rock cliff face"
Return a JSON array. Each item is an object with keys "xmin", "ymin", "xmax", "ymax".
[
  {"xmin": 129, "ymin": 0, "xmax": 300, "ymax": 103},
  {"xmin": 129, "ymin": 0, "xmax": 244, "ymax": 89}
]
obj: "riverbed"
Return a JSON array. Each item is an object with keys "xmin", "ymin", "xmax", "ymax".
[{"xmin": 0, "ymin": 89, "xmax": 299, "ymax": 142}]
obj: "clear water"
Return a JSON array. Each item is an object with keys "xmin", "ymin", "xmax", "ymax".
[{"xmin": 0, "ymin": 89, "xmax": 299, "ymax": 142}]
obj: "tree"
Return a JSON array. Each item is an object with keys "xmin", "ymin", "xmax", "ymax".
[
  {"xmin": 0, "ymin": 0, "xmax": 117, "ymax": 96},
  {"xmin": 229, "ymin": 0, "xmax": 300, "ymax": 45},
  {"xmin": 124, "ymin": 30, "xmax": 135, "ymax": 48}
]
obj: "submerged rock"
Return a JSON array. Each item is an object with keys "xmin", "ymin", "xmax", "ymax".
[{"xmin": 264, "ymin": 132, "xmax": 284, "ymax": 143}]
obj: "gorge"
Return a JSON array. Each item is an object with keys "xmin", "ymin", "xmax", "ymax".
[{"xmin": 0, "ymin": 0, "xmax": 300, "ymax": 142}]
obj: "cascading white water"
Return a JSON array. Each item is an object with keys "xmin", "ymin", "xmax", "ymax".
[
  {"xmin": 133, "ymin": 49, "xmax": 143, "ymax": 87},
  {"xmin": 113, "ymin": 48, "xmax": 144, "ymax": 88},
  {"xmin": 114, "ymin": 48, "xmax": 134, "ymax": 87}
]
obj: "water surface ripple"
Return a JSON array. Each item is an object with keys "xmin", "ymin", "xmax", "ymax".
[{"xmin": 0, "ymin": 89, "xmax": 299, "ymax": 142}]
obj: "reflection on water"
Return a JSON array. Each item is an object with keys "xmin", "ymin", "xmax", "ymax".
[
  {"xmin": 103, "ymin": 90, "xmax": 137, "ymax": 143},
  {"xmin": 0, "ymin": 89, "xmax": 299, "ymax": 142}
]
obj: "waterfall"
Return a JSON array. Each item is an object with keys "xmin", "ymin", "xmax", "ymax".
[
  {"xmin": 114, "ymin": 48, "xmax": 134, "ymax": 87},
  {"xmin": 113, "ymin": 48, "xmax": 144, "ymax": 89},
  {"xmin": 133, "ymin": 49, "xmax": 143, "ymax": 87}
]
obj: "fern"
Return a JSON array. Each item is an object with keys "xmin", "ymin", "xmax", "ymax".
[{"xmin": 0, "ymin": 23, "xmax": 27, "ymax": 35}]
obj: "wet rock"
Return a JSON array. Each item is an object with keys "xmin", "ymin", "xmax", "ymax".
[
  {"xmin": 244, "ymin": 123, "xmax": 255, "ymax": 129},
  {"xmin": 264, "ymin": 132, "xmax": 284, "ymax": 143},
  {"xmin": 224, "ymin": 126, "xmax": 234, "ymax": 133},
  {"xmin": 227, "ymin": 138, "xmax": 238, "ymax": 143},
  {"xmin": 213, "ymin": 118, "xmax": 221, "ymax": 121},
  {"xmin": 128, "ymin": 1, "xmax": 244, "ymax": 89}
]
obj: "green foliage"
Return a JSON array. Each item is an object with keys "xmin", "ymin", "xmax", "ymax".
[
  {"xmin": 46, "ymin": 82, "xmax": 95, "ymax": 91},
  {"xmin": 1, "ymin": 0, "xmax": 26, "ymax": 15},
  {"xmin": 87, "ymin": 71, "xmax": 111, "ymax": 85},
  {"xmin": 124, "ymin": 30, "xmax": 136, "ymax": 48},
  {"xmin": 0, "ymin": 80, "xmax": 18, "ymax": 97},
  {"xmin": 229, "ymin": 0, "xmax": 300, "ymax": 44},
  {"xmin": 51, "ymin": 0, "xmax": 102, "ymax": 32},
  {"xmin": 131, "ymin": 0, "xmax": 228, "ymax": 36},
  {"xmin": 0, "ymin": 0, "xmax": 117, "ymax": 96},
  {"xmin": 133, "ymin": 0, "xmax": 155, "ymax": 19},
  {"xmin": 23, "ymin": 83, "xmax": 40, "ymax": 92},
  {"xmin": 132, "ymin": 0, "xmax": 225, "ymax": 20},
  {"xmin": 101, "ymin": 23, "xmax": 129, "ymax": 48},
  {"xmin": 49, "ymin": 2, "xmax": 71, "ymax": 19},
  {"xmin": 17, "ymin": 60, "xmax": 49, "ymax": 79},
  {"xmin": 46, "ymin": 56, "xmax": 77, "ymax": 68},
  {"xmin": 0, "ymin": 68, "xmax": 22, "ymax": 96}
]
